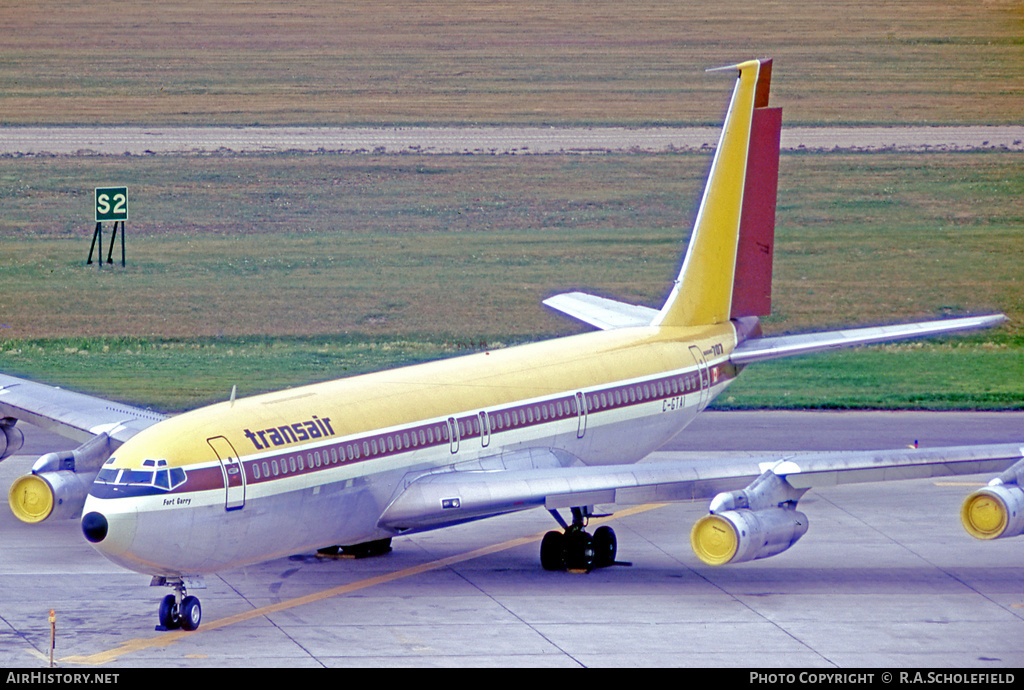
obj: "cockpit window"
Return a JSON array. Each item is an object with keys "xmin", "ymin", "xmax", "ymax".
[
  {"xmin": 96, "ymin": 468, "xmax": 120, "ymax": 484},
  {"xmin": 94, "ymin": 459, "xmax": 186, "ymax": 491},
  {"xmin": 154, "ymin": 470, "xmax": 171, "ymax": 490}
]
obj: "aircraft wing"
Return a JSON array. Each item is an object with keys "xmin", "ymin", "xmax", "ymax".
[
  {"xmin": 732, "ymin": 314, "xmax": 1007, "ymax": 365},
  {"xmin": 377, "ymin": 442, "xmax": 1024, "ymax": 535},
  {"xmin": 0, "ymin": 372, "xmax": 166, "ymax": 447},
  {"xmin": 543, "ymin": 292, "xmax": 658, "ymax": 330}
]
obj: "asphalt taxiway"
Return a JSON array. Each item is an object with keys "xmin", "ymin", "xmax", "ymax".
[
  {"xmin": 2, "ymin": 411, "xmax": 1022, "ymax": 668},
  {"xmin": 3, "ymin": 126, "xmax": 1023, "ymax": 156}
]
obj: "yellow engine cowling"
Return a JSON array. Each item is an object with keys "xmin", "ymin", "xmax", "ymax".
[
  {"xmin": 8, "ymin": 433, "xmax": 114, "ymax": 524},
  {"xmin": 690, "ymin": 507, "xmax": 808, "ymax": 565},
  {"xmin": 9, "ymin": 470, "xmax": 96, "ymax": 523},
  {"xmin": 961, "ymin": 483, "xmax": 1024, "ymax": 541}
]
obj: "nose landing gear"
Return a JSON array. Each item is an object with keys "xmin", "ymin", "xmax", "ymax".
[
  {"xmin": 153, "ymin": 577, "xmax": 203, "ymax": 631},
  {"xmin": 540, "ymin": 507, "xmax": 624, "ymax": 572}
]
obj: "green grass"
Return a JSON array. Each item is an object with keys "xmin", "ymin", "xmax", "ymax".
[
  {"xmin": 2, "ymin": 333, "xmax": 1020, "ymax": 413},
  {"xmin": 2, "ymin": 0, "xmax": 1022, "ymax": 125},
  {"xmin": 0, "ymin": 150, "xmax": 1021, "ymax": 411},
  {"xmin": 718, "ymin": 339, "xmax": 1024, "ymax": 410},
  {"xmin": 0, "ymin": 335, "xmax": 477, "ymax": 412}
]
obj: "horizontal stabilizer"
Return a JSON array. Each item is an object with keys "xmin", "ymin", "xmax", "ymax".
[
  {"xmin": 543, "ymin": 292, "xmax": 658, "ymax": 330},
  {"xmin": 731, "ymin": 314, "xmax": 1007, "ymax": 365}
]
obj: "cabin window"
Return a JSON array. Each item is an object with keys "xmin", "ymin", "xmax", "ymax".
[
  {"xmin": 419, "ymin": 429, "xmax": 426, "ymax": 445},
  {"xmin": 387, "ymin": 436, "xmax": 395, "ymax": 453},
  {"xmin": 262, "ymin": 462, "xmax": 270, "ymax": 477},
  {"xmin": 253, "ymin": 464, "xmax": 261, "ymax": 480}
]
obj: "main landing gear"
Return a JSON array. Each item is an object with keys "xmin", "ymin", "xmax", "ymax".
[
  {"xmin": 152, "ymin": 577, "xmax": 202, "ymax": 632},
  {"xmin": 540, "ymin": 507, "xmax": 624, "ymax": 572}
]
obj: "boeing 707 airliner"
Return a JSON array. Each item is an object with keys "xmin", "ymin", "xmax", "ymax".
[{"xmin": 2, "ymin": 59, "xmax": 1020, "ymax": 632}]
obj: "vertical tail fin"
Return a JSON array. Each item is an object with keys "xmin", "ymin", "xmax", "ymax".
[{"xmin": 653, "ymin": 59, "xmax": 781, "ymax": 328}]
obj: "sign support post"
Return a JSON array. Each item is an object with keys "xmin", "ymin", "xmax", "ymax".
[{"xmin": 89, "ymin": 187, "xmax": 128, "ymax": 267}]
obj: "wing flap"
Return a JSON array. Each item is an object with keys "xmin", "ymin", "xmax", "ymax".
[
  {"xmin": 0, "ymin": 373, "xmax": 166, "ymax": 446},
  {"xmin": 731, "ymin": 314, "xmax": 1007, "ymax": 365}
]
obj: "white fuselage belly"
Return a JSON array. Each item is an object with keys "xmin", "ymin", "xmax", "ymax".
[{"xmin": 83, "ymin": 361, "xmax": 734, "ymax": 577}]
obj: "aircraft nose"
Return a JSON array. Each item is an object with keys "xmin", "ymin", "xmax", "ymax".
[
  {"xmin": 82, "ymin": 511, "xmax": 109, "ymax": 543},
  {"xmin": 81, "ymin": 496, "xmax": 138, "ymax": 568}
]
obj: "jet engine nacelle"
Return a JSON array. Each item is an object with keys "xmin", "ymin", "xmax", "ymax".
[
  {"xmin": 690, "ymin": 507, "xmax": 809, "ymax": 565},
  {"xmin": 0, "ymin": 418, "xmax": 24, "ymax": 460},
  {"xmin": 9, "ymin": 469, "xmax": 97, "ymax": 523},
  {"xmin": 961, "ymin": 482, "xmax": 1024, "ymax": 541},
  {"xmin": 7, "ymin": 432, "xmax": 114, "ymax": 524}
]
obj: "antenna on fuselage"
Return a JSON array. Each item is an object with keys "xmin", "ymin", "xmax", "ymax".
[{"xmin": 229, "ymin": 385, "xmax": 237, "ymax": 407}]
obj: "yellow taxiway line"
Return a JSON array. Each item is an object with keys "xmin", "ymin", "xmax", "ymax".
[{"xmin": 62, "ymin": 503, "xmax": 666, "ymax": 666}]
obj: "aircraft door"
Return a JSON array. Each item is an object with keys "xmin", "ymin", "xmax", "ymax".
[
  {"xmin": 689, "ymin": 345, "xmax": 711, "ymax": 412},
  {"xmin": 575, "ymin": 392, "xmax": 588, "ymax": 439},
  {"xmin": 447, "ymin": 417, "xmax": 460, "ymax": 454},
  {"xmin": 479, "ymin": 411, "xmax": 491, "ymax": 448},
  {"xmin": 207, "ymin": 436, "xmax": 245, "ymax": 511}
]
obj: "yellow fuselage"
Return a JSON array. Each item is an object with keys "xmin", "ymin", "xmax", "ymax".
[{"xmin": 83, "ymin": 322, "xmax": 741, "ymax": 575}]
